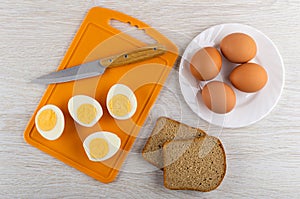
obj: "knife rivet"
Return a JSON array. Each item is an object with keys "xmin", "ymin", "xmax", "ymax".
[
  {"xmin": 154, "ymin": 47, "xmax": 157, "ymax": 50},
  {"xmin": 124, "ymin": 54, "xmax": 128, "ymax": 58},
  {"xmin": 109, "ymin": 59, "xmax": 112, "ymax": 62}
]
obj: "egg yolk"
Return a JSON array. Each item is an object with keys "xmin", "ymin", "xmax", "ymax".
[
  {"xmin": 37, "ymin": 109, "xmax": 57, "ymax": 131},
  {"xmin": 89, "ymin": 138, "xmax": 109, "ymax": 159},
  {"xmin": 77, "ymin": 104, "xmax": 97, "ymax": 124},
  {"xmin": 108, "ymin": 94, "xmax": 131, "ymax": 117}
]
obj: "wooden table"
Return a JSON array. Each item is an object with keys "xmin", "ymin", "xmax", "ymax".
[{"xmin": 1, "ymin": 1, "xmax": 299, "ymax": 198}]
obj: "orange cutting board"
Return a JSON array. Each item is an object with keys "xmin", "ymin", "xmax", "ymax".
[{"xmin": 24, "ymin": 7, "xmax": 178, "ymax": 183}]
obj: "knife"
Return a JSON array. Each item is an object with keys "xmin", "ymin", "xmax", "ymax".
[{"xmin": 33, "ymin": 44, "xmax": 166, "ymax": 84}]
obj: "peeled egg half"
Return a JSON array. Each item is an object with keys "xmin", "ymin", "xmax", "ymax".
[
  {"xmin": 68, "ymin": 95, "xmax": 103, "ymax": 127},
  {"xmin": 83, "ymin": 131, "xmax": 121, "ymax": 162},
  {"xmin": 35, "ymin": 104, "xmax": 65, "ymax": 140},
  {"xmin": 106, "ymin": 84, "xmax": 137, "ymax": 120}
]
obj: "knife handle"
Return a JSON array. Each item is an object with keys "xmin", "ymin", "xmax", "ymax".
[{"xmin": 100, "ymin": 44, "xmax": 166, "ymax": 68}]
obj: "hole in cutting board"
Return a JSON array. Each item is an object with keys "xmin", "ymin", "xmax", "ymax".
[{"xmin": 110, "ymin": 19, "xmax": 157, "ymax": 44}]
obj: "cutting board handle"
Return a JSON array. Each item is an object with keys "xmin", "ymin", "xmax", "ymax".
[{"xmin": 88, "ymin": 7, "xmax": 175, "ymax": 47}]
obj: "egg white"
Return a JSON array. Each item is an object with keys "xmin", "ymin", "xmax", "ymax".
[
  {"xmin": 83, "ymin": 131, "xmax": 121, "ymax": 162},
  {"xmin": 35, "ymin": 104, "xmax": 65, "ymax": 141},
  {"xmin": 68, "ymin": 95, "xmax": 103, "ymax": 127},
  {"xmin": 106, "ymin": 84, "xmax": 137, "ymax": 120}
]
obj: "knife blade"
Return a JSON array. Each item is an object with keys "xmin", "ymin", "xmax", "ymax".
[{"xmin": 33, "ymin": 44, "xmax": 166, "ymax": 84}]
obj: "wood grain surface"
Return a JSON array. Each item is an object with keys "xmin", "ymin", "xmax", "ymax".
[{"xmin": 1, "ymin": 0, "xmax": 300, "ymax": 198}]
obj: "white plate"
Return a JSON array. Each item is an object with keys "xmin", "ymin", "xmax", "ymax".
[{"xmin": 179, "ymin": 23, "xmax": 284, "ymax": 128}]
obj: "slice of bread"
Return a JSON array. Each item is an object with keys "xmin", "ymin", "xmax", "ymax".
[
  {"xmin": 163, "ymin": 136, "xmax": 226, "ymax": 192},
  {"xmin": 142, "ymin": 117, "xmax": 206, "ymax": 169}
]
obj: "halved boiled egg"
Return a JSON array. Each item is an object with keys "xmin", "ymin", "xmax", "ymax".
[
  {"xmin": 83, "ymin": 131, "xmax": 121, "ymax": 162},
  {"xmin": 106, "ymin": 84, "xmax": 137, "ymax": 120},
  {"xmin": 35, "ymin": 104, "xmax": 65, "ymax": 140},
  {"xmin": 68, "ymin": 95, "xmax": 103, "ymax": 127}
]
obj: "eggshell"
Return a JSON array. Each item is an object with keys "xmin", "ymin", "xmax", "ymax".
[
  {"xmin": 190, "ymin": 47, "xmax": 222, "ymax": 81},
  {"xmin": 201, "ymin": 81, "xmax": 236, "ymax": 114},
  {"xmin": 220, "ymin": 33, "xmax": 257, "ymax": 63},
  {"xmin": 229, "ymin": 63, "xmax": 268, "ymax": 93}
]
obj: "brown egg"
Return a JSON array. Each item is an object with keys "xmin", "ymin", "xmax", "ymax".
[
  {"xmin": 201, "ymin": 81, "xmax": 236, "ymax": 114},
  {"xmin": 220, "ymin": 33, "xmax": 257, "ymax": 63},
  {"xmin": 229, "ymin": 63, "xmax": 268, "ymax": 93},
  {"xmin": 190, "ymin": 47, "xmax": 222, "ymax": 81}
]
